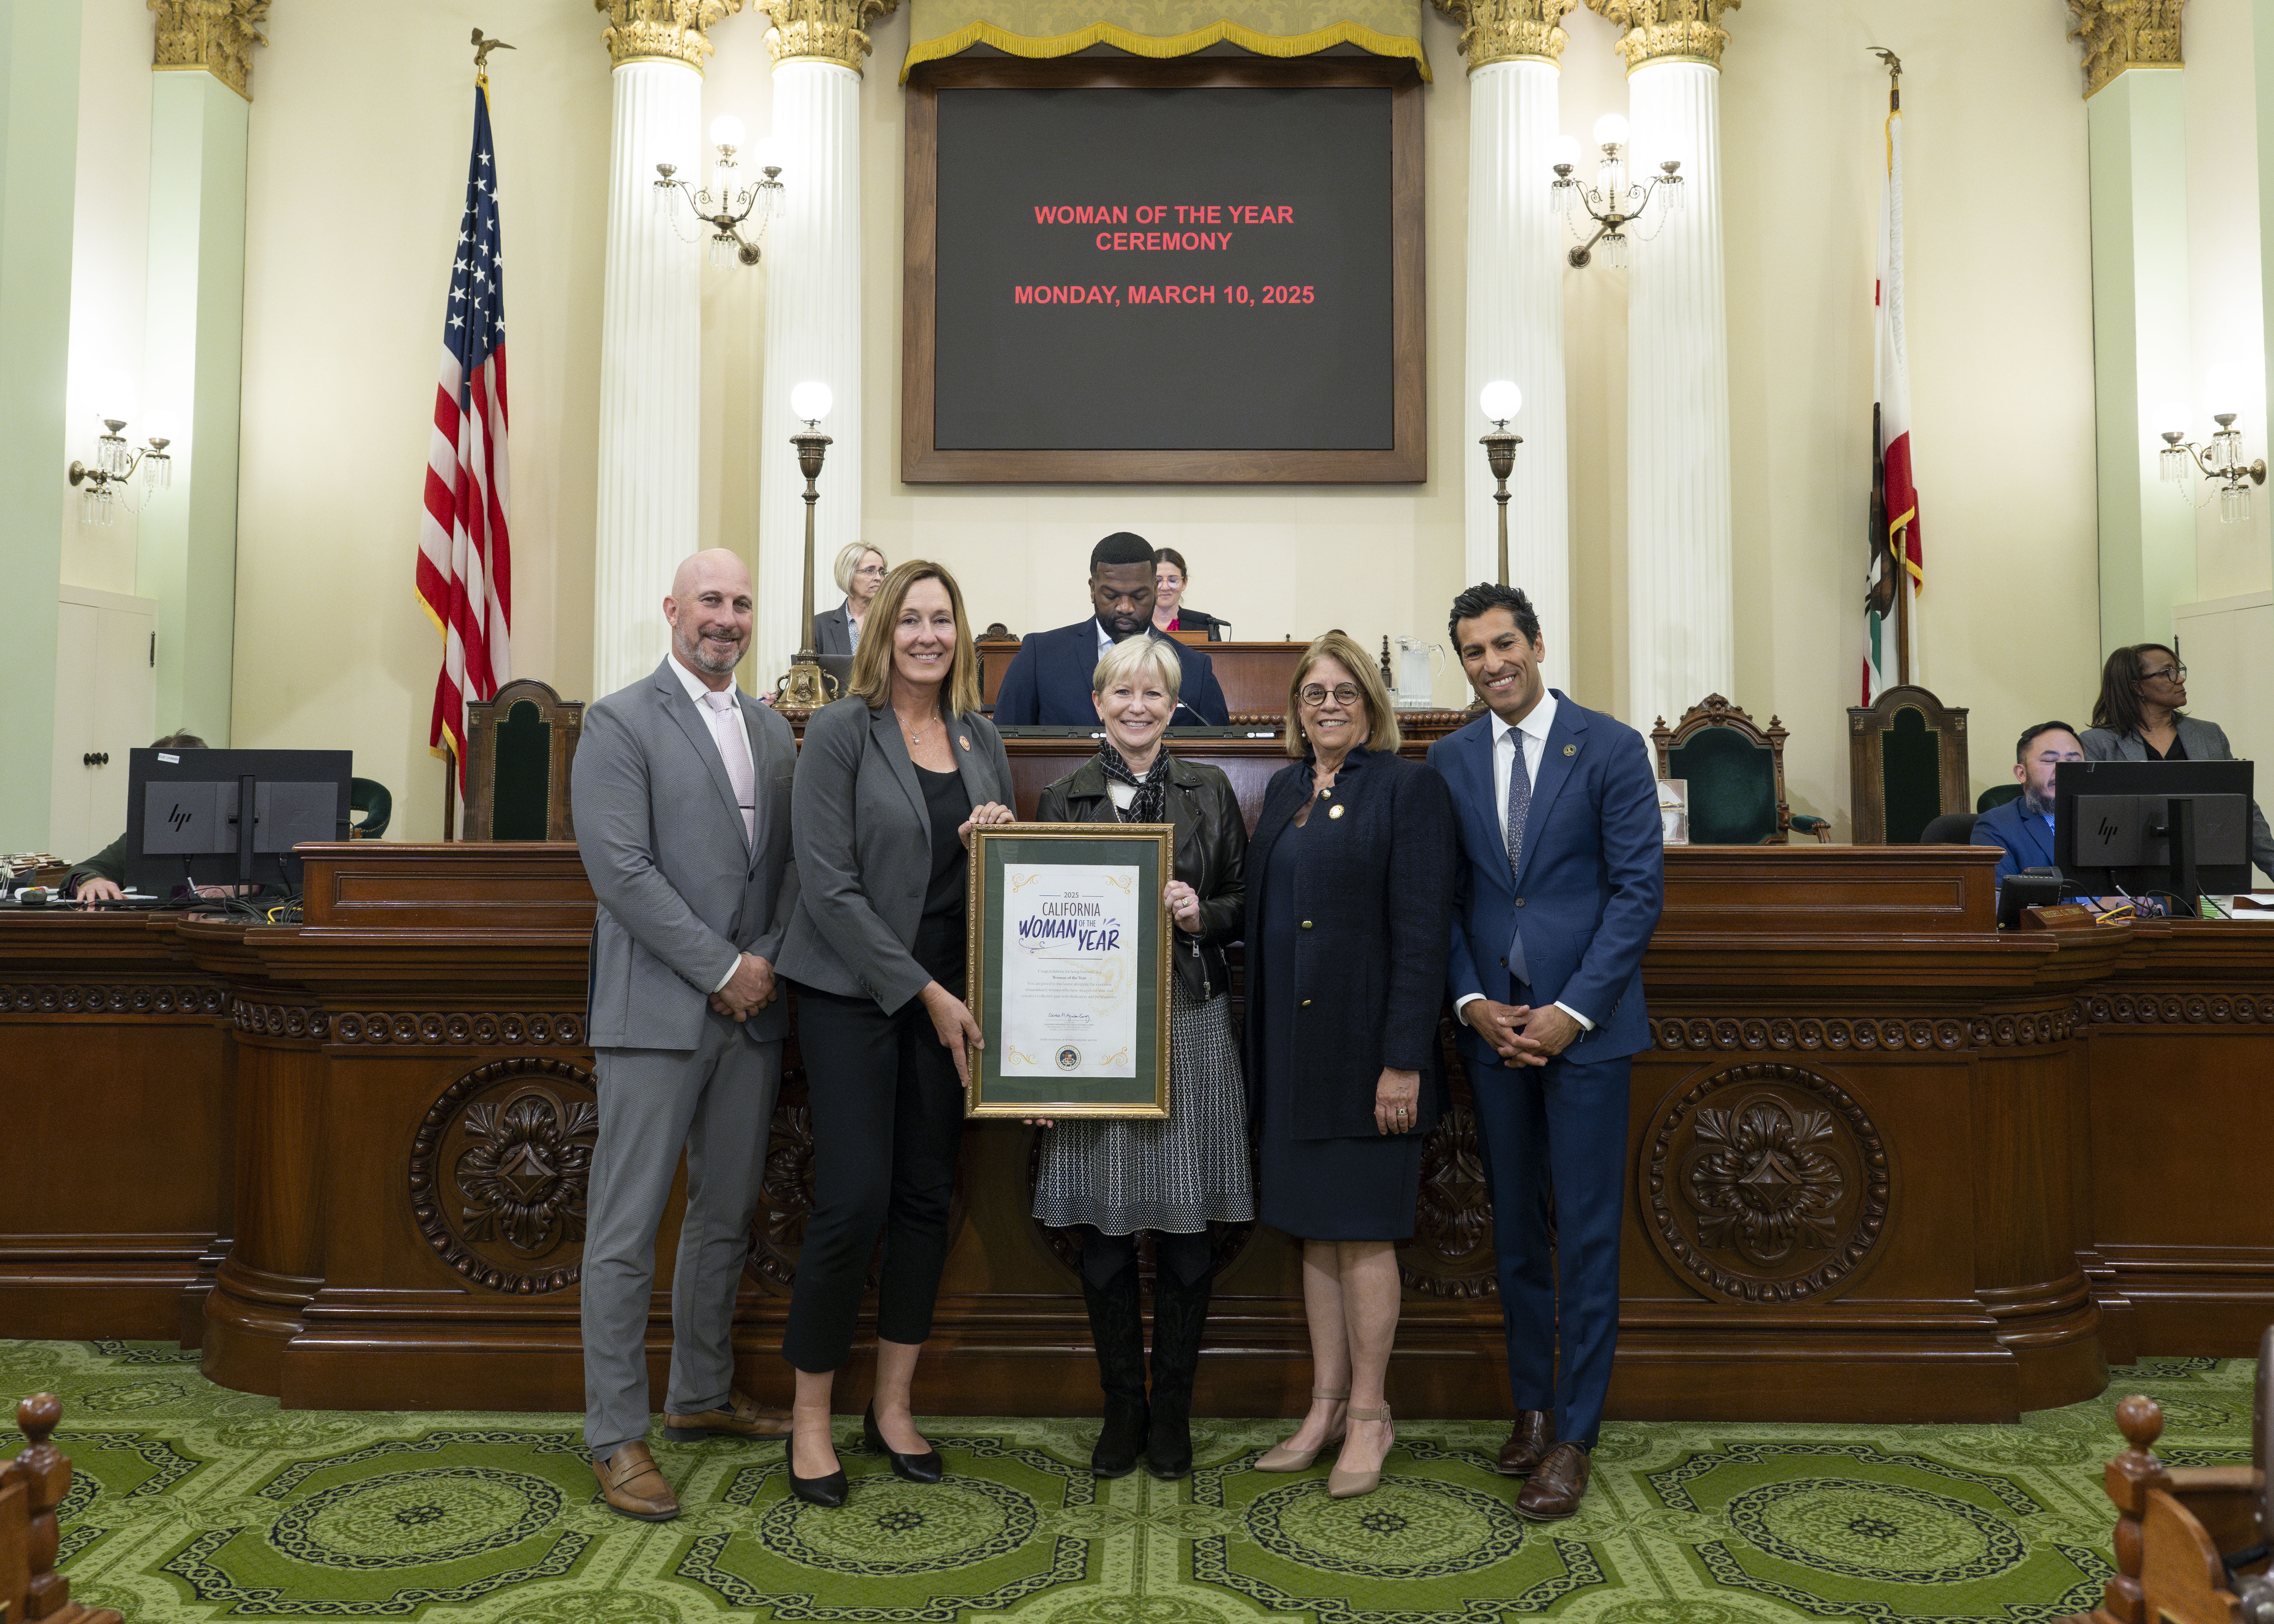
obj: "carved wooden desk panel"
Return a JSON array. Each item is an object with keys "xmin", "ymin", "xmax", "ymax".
[
  {"xmin": 11, "ymin": 840, "xmax": 2274, "ymax": 1425},
  {"xmin": 0, "ymin": 912, "xmax": 232, "ymax": 1342}
]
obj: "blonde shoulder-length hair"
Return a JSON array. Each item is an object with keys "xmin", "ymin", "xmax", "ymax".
[
  {"xmin": 846, "ymin": 559, "xmax": 983, "ymax": 716},
  {"xmin": 833, "ymin": 540, "xmax": 885, "ymax": 596},
  {"xmin": 1092, "ymin": 632, "xmax": 1183, "ymax": 700},
  {"xmin": 1283, "ymin": 630, "xmax": 1401, "ymax": 758}
]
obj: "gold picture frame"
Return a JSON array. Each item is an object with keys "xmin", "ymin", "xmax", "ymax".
[{"xmin": 964, "ymin": 822, "xmax": 1174, "ymax": 1118}]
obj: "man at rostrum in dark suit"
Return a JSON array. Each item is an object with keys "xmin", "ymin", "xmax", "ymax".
[
  {"xmin": 1425, "ymin": 583, "xmax": 1664, "ymax": 1520},
  {"xmin": 571, "ymin": 548, "xmax": 802, "ymax": 1521},
  {"xmin": 991, "ymin": 532, "xmax": 1231, "ymax": 726},
  {"xmin": 1973, "ymin": 721, "xmax": 2081, "ymax": 885}
]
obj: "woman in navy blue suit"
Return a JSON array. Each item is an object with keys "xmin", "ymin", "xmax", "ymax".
[{"xmin": 1243, "ymin": 632, "xmax": 1455, "ymax": 1500}]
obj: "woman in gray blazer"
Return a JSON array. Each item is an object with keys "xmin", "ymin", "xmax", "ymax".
[
  {"xmin": 812, "ymin": 543, "xmax": 887, "ymax": 659},
  {"xmin": 2082, "ymin": 641, "xmax": 2274, "ymax": 882},
  {"xmin": 775, "ymin": 559, "xmax": 1015, "ymax": 1506}
]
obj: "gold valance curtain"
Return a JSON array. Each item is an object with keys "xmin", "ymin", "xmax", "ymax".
[{"xmin": 901, "ymin": 0, "xmax": 1430, "ymax": 80}]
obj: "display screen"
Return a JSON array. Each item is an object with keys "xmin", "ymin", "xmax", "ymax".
[{"xmin": 931, "ymin": 84, "xmax": 1396, "ymax": 452}]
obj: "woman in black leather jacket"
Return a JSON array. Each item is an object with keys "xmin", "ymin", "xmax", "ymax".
[{"xmin": 1030, "ymin": 633, "xmax": 1250, "ymax": 1483}]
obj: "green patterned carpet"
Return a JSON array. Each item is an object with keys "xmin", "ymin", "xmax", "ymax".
[{"xmin": 5, "ymin": 1339, "xmax": 2248, "ymax": 1622}]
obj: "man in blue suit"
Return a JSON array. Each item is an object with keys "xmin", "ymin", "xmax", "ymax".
[
  {"xmin": 1425, "ymin": 583, "xmax": 1663, "ymax": 1521},
  {"xmin": 991, "ymin": 532, "xmax": 1230, "ymax": 726},
  {"xmin": 1975, "ymin": 721, "xmax": 2083, "ymax": 883}
]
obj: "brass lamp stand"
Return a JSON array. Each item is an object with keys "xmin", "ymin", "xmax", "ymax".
[
  {"xmin": 1481, "ymin": 422, "xmax": 1522, "ymax": 585},
  {"xmin": 772, "ymin": 420, "xmax": 839, "ymax": 711}
]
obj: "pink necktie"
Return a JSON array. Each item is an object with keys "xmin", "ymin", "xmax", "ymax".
[{"xmin": 703, "ymin": 689, "xmax": 756, "ymax": 846}]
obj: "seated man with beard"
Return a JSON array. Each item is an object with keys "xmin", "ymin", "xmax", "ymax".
[{"xmin": 1974, "ymin": 721, "xmax": 2082, "ymax": 886}]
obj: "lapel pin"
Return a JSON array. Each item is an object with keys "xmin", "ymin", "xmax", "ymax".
[
  {"xmin": 1563, "ymin": 744, "xmax": 1577, "ymax": 757},
  {"xmin": 959, "ymin": 735, "xmax": 971, "ymax": 751}
]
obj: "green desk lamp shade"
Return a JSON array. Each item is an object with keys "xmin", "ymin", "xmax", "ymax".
[
  {"xmin": 1879, "ymin": 707, "xmax": 1943, "ymax": 844},
  {"xmin": 492, "ymin": 700, "xmax": 552, "ymax": 841},
  {"xmin": 1667, "ymin": 729, "xmax": 1778, "ymax": 845}
]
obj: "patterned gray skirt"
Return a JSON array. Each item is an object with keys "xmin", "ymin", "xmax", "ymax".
[{"xmin": 1030, "ymin": 978, "xmax": 1255, "ymax": 1235}]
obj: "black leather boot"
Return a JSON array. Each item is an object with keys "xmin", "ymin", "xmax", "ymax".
[
  {"xmin": 1080, "ymin": 1261, "xmax": 1149, "ymax": 1477},
  {"xmin": 1144, "ymin": 1265, "xmax": 1214, "ymax": 1481}
]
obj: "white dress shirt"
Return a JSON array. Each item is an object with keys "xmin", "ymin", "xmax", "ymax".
[
  {"xmin": 668, "ymin": 652, "xmax": 757, "ymax": 994},
  {"xmin": 1455, "ymin": 692, "xmax": 1593, "ymax": 1033}
]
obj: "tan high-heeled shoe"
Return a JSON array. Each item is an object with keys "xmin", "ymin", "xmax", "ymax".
[
  {"xmin": 1254, "ymin": 1389, "xmax": 1349, "ymax": 1472},
  {"xmin": 1326, "ymin": 1405, "xmax": 1394, "ymax": 1499}
]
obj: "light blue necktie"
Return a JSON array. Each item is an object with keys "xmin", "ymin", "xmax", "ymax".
[{"xmin": 1505, "ymin": 729, "xmax": 1531, "ymax": 987}]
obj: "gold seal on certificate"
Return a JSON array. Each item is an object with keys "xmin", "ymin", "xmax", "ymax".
[{"xmin": 965, "ymin": 825, "xmax": 1172, "ymax": 1118}]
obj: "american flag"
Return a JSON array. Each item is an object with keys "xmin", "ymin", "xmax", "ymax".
[{"xmin": 417, "ymin": 80, "xmax": 512, "ymax": 786}]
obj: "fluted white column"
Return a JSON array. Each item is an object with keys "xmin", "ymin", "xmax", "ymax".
[
  {"xmin": 594, "ymin": 58, "xmax": 705, "ymax": 698},
  {"xmin": 1624, "ymin": 56, "xmax": 1731, "ymax": 727},
  {"xmin": 1465, "ymin": 57, "xmax": 1571, "ymax": 686},
  {"xmin": 756, "ymin": 54, "xmax": 863, "ymax": 689}
]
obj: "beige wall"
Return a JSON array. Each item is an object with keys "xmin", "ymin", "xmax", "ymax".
[{"xmin": 56, "ymin": 0, "xmax": 2195, "ymax": 836}]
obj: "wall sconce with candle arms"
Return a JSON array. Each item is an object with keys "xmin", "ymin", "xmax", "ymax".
[
  {"xmin": 67, "ymin": 418, "xmax": 170, "ymax": 526},
  {"xmin": 773, "ymin": 381, "xmax": 839, "ymax": 712},
  {"xmin": 656, "ymin": 115, "xmax": 783, "ymax": 268},
  {"xmin": 2157, "ymin": 394, "xmax": 2267, "ymax": 524},
  {"xmin": 1550, "ymin": 114, "xmax": 1682, "ymax": 270}
]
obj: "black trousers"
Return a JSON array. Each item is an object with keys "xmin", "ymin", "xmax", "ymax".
[{"xmin": 782, "ymin": 982, "xmax": 965, "ymax": 1373}]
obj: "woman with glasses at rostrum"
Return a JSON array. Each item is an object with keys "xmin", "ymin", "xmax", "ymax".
[
  {"xmin": 1240, "ymin": 632, "xmax": 1455, "ymax": 1500},
  {"xmin": 2080, "ymin": 643, "xmax": 2274, "ymax": 884}
]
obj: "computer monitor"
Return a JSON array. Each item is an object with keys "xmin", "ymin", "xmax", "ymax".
[
  {"xmin": 123, "ymin": 747, "xmax": 353, "ymax": 897},
  {"xmin": 2052, "ymin": 758, "xmax": 2255, "ymax": 912}
]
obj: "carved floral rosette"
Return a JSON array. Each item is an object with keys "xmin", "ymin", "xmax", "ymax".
[
  {"xmin": 1, "ymin": 982, "xmax": 225, "ymax": 1017},
  {"xmin": 1397, "ymin": 1020, "xmax": 1499, "ymax": 1297},
  {"xmin": 1641, "ymin": 1061, "xmax": 1891, "ymax": 1305},
  {"xmin": 410, "ymin": 1057, "xmax": 600, "ymax": 1294}
]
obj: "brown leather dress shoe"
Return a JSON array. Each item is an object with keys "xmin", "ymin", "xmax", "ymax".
[
  {"xmin": 1497, "ymin": 1410, "xmax": 1555, "ymax": 1477},
  {"xmin": 1514, "ymin": 1441, "xmax": 1590, "ymax": 1520},
  {"xmin": 664, "ymin": 1389, "xmax": 794, "ymax": 1442},
  {"xmin": 592, "ymin": 1440, "xmax": 681, "ymax": 1521}
]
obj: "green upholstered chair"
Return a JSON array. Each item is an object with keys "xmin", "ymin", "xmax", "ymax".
[
  {"xmin": 461, "ymin": 679, "xmax": 585, "ymax": 841},
  {"xmin": 1976, "ymin": 782, "xmax": 2023, "ymax": 813},
  {"xmin": 348, "ymin": 777, "xmax": 392, "ymax": 838},
  {"xmin": 1650, "ymin": 695, "xmax": 1830, "ymax": 845},
  {"xmin": 1846, "ymin": 685, "xmax": 1971, "ymax": 844}
]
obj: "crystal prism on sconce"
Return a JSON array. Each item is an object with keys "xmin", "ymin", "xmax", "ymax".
[
  {"xmin": 1550, "ymin": 114, "xmax": 1682, "ymax": 270},
  {"xmin": 2156, "ymin": 398, "xmax": 2267, "ymax": 526},
  {"xmin": 656, "ymin": 115, "xmax": 783, "ymax": 269},
  {"xmin": 67, "ymin": 418, "xmax": 171, "ymax": 527}
]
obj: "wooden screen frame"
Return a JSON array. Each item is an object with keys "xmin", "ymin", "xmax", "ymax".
[{"xmin": 902, "ymin": 54, "xmax": 1426, "ymax": 484}]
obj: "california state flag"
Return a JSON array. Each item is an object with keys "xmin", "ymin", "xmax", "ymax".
[{"xmin": 1865, "ymin": 94, "xmax": 1922, "ymax": 704}]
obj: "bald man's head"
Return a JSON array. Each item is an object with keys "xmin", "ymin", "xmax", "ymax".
[{"xmin": 664, "ymin": 549, "xmax": 754, "ymax": 686}]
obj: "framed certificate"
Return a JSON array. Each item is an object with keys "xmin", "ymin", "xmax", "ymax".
[{"xmin": 965, "ymin": 824, "xmax": 1173, "ymax": 1118}]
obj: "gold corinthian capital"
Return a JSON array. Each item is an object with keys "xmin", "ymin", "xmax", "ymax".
[
  {"xmin": 2068, "ymin": 0, "xmax": 2184, "ymax": 97},
  {"xmin": 760, "ymin": 0, "xmax": 900, "ymax": 70},
  {"xmin": 1430, "ymin": 0, "xmax": 1579, "ymax": 72},
  {"xmin": 150, "ymin": 0, "xmax": 268, "ymax": 101},
  {"xmin": 1584, "ymin": 0, "xmax": 1739, "ymax": 71},
  {"xmin": 598, "ymin": 0, "xmax": 744, "ymax": 72}
]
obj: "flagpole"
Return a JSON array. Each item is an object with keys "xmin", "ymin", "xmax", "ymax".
[
  {"xmin": 443, "ymin": 745, "xmax": 456, "ymax": 842},
  {"xmin": 1887, "ymin": 59, "xmax": 1909, "ymax": 687}
]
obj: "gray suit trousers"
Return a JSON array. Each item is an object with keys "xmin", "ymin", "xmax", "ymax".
[{"xmin": 582, "ymin": 1015, "xmax": 780, "ymax": 1456}]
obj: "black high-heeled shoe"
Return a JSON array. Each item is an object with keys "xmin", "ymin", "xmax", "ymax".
[
  {"xmin": 864, "ymin": 1403, "xmax": 945, "ymax": 1484},
  {"xmin": 788, "ymin": 1434, "xmax": 848, "ymax": 1507}
]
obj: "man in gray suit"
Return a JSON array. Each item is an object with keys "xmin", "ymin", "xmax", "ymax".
[{"xmin": 572, "ymin": 548, "xmax": 801, "ymax": 1521}]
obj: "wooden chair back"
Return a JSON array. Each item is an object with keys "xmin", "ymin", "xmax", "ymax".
[
  {"xmin": 2085, "ymin": 1391, "xmax": 2265, "ymax": 1624},
  {"xmin": 1847, "ymin": 683, "xmax": 1970, "ymax": 844},
  {"xmin": 462, "ymin": 679, "xmax": 584, "ymax": 842},
  {"xmin": 1650, "ymin": 695, "xmax": 1825, "ymax": 845},
  {"xmin": 3, "ymin": 1393, "xmax": 123, "ymax": 1624}
]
